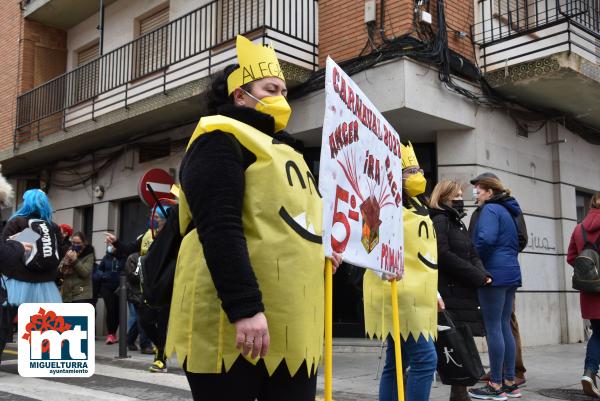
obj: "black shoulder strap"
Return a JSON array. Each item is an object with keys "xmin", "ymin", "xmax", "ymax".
[
  {"xmin": 498, "ymin": 203, "xmax": 520, "ymax": 232},
  {"xmin": 581, "ymin": 225, "xmax": 589, "ymax": 245},
  {"xmin": 581, "ymin": 225, "xmax": 600, "ymax": 251}
]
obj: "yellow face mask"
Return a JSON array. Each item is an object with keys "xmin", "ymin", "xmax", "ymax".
[
  {"xmin": 242, "ymin": 89, "xmax": 292, "ymax": 132},
  {"xmin": 404, "ymin": 172, "xmax": 427, "ymax": 197}
]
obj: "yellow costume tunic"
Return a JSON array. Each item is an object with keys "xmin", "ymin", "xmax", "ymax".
[
  {"xmin": 139, "ymin": 229, "xmax": 153, "ymax": 256},
  {"xmin": 363, "ymin": 197, "xmax": 438, "ymax": 342},
  {"xmin": 166, "ymin": 115, "xmax": 325, "ymax": 377}
]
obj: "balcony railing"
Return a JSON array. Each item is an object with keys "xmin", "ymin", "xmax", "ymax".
[
  {"xmin": 15, "ymin": 0, "xmax": 318, "ymax": 148},
  {"xmin": 472, "ymin": 0, "xmax": 600, "ymax": 72}
]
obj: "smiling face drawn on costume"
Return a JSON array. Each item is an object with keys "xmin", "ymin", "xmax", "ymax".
[
  {"xmin": 417, "ymin": 220, "xmax": 438, "ymax": 270},
  {"xmin": 277, "ymin": 159, "xmax": 322, "ymax": 244}
]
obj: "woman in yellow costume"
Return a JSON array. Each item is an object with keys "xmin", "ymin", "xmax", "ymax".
[
  {"xmin": 363, "ymin": 142, "xmax": 440, "ymax": 401},
  {"xmin": 165, "ymin": 35, "xmax": 340, "ymax": 401}
]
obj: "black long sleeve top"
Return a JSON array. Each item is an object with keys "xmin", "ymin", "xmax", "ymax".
[{"xmin": 179, "ymin": 104, "xmax": 304, "ymax": 323}]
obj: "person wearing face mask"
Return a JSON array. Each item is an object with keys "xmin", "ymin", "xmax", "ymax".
[
  {"xmin": 429, "ymin": 180, "xmax": 492, "ymax": 401},
  {"xmin": 469, "ymin": 173, "xmax": 529, "ymax": 389},
  {"xmin": 58, "ymin": 232, "xmax": 96, "ymax": 303},
  {"xmin": 164, "ymin": 36, "xmax": 341, "ymax": 400},
  {"xmin": 468, "ymin": 177, "xmax": 524, "ymax": 400},
  {"xmin": 363, "ymin": 142, "xmax": 439, "ymax": 401},
  {"xmin": 97, "ymin": 243, "xmax": 127, "ymax": 344}
]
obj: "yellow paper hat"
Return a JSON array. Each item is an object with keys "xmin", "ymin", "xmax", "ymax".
[
  {"xmin": 401, "ymin": 141, "xmax": 420, "ymax": 169},
  {"xmin": 227, "ymin": 35, "xmax": 285, "ymax": 95},
  {"xmin": 170, "ymin": 184, "xmax": 180, "ymax": 199}
]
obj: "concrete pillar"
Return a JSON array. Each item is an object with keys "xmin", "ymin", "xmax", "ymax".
[{"xmin": 91, "ymin": 201, "xmax": 118, "ymax": 256}]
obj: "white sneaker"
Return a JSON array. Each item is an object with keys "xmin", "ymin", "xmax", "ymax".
[{"xmin": 581, "ymin": 370, "xmax": 600, "ymax": 398}]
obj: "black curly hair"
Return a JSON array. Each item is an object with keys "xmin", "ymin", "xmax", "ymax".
[{"xmin": 207, "ymin": 64, "xmax": 254, "ymax": 114}]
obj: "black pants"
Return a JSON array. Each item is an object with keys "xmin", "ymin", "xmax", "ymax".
[
  {"xmin": 0, "ymin": 305, "xmax": 17, "ymax": 365},
  {"xmin": 100, "ymin": 286, "xmax": 120, "ymax": 334},
  {"xmin": 135, "ymin": 303, "xmax": 169, "ymax": 357},
  {"xmin": 184, "ymin": 357, "xmax": 317, "ymax": 401}
]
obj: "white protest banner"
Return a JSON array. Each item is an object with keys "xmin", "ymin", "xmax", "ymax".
[{"xmin": 319, "ymin": 57, "xmax": 404, "ymax": 275}]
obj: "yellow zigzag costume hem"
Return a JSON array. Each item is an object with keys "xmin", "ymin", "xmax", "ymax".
[{"xmin": 166, "ymin": 343, "xmax": 321, "ymax": 377}]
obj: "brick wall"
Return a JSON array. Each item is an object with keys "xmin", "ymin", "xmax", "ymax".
[
  {"xmin": 319, "ymin": 0, "xmax": 475, "ymax": 67},
  {"xmin": 16, "ymin": 18, "xmax": 67, "ymax": 148},
  {"xmin": 434, "ymin": 0, "xmax": 475, "ymax": 62},
  {"xmin": 21, "ymin": 19, "xmax": 67, "ymax": 91},
  {"xmin": 0, "ymin": 1, "xmax": 23, "ymax": 153},
  {"xmin": 0, "ymin": 3, "xmax": 67, "ymax": 152}
]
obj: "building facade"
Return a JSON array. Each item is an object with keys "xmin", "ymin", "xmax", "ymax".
[{"xmin": 1, "ymin": 0, "xmax": 599, "ymax": 345}]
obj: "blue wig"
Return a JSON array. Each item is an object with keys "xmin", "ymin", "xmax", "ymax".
[
  {"xmin": 155, "ymin": 205, "xmax": 170, "ymax": 220},
  {"xmin": 12, "ymin": 189, "xmax": 54, "ymax": 223},
  {"xmin": 147, "ymin": 205, "xmax": 170, "ymax": 229}
]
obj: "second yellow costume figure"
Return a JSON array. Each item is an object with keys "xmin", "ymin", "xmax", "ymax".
[{"xmin": 363, "ymin": 142, "xmax": 439, "ymax": 401}]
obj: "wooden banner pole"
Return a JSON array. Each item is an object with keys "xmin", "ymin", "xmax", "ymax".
[
  {"xmin": 324, "ymin": 259, "xmax": 334, "ymax": 401},
  {"xmin": 391, "ymin": 279, "xmax": 406, "ymax": 401}
]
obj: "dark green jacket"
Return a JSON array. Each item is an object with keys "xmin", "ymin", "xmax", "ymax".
[{"xmin": 60, "ymin": 245, "xmax": 95, "ymax": 302}]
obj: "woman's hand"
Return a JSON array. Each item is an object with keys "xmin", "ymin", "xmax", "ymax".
[
  {"xmin": 234, "ymin": 312, "xmax": 270, "ymax": 359},
  {"xmin": 437, "ymin": 297, "xmax": 446, "ymax": 311},
  {"xmin": 383, "ymin": 268, "xmax": 403, "ymax": 282},
  {"xmin": 484, "ymin": 276, "xmax": 492, "ymax": 286},
  {"xmin": 328, "ymin": 252, "xmax": 343, "ymax": 274},
  {"xmin": 65, "ymin": 250, "xmax": 78, "ymax": 263},
  {"xmin": 21, "ymin": 242, "xmax": 33, "ymax": 253}
]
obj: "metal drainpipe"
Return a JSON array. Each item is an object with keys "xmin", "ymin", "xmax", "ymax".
[
  {"xmin": 549, "ymin": 122, "xmax": 570, "ymax": 344},
  {"xmin": 99, "ymin": 0, "xmax": 105, "ymax": 55}
]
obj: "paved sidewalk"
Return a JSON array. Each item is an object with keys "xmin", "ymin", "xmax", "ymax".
[{"xmin": 95, "ymin": 337, "xmax": 592, "ymax": 401}]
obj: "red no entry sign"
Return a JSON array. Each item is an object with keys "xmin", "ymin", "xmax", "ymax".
[{"xmin": 138, "ymin": 168, "xmax": 175, "ymax": 207}]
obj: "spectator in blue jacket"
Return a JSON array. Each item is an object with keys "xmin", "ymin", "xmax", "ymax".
[
  {"xmin": 468, "ymin": 177, "xmax": 523, "ymax": 401},
  {"xmin": 97, "ymin": 246, "xmax": 127, "ymax": 345}
]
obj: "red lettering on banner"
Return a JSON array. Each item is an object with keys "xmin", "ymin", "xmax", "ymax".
[
  {"xmin": 385, "ymin": 156, "xmax": 402, "ymax": 207},
  {"xmin": 331, "ymin": 185, "xmax": 351, "ymax": 253},
  {"xmin": 333, "ymin": 67, "xmax": 340, "ymax": 93},
  {"xmin": 331, "ymin": 67, "xmax": 401, "ymax": 162},
  {"xmin": 381, "ymin": 243, "xmax": 402, "ymax": 273},
  {"xmin": 329, "ymin": 120, "xmax": 360, "ymax": 158},
  {"xmin": 363, "ymin": 151, "xmax": 381, "ymax": 186}
]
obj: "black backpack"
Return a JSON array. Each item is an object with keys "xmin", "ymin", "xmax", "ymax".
[
  {"xmin": 572, "ymin": 225, "xmax": 600, "ymax": 293},
  {"xmin": 25, "ymin": 219, "xmax": 61, "ymax": 273},
  {"xmin": 139, "ymin": 204, "xmax": 192, "ymax": 308}
]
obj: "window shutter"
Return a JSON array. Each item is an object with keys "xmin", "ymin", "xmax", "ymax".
[
  {"xmin": 77, "ymin": 43, "xmax": 99, "ymax": 66},
  {"xmin": 135, "ymin": 5, "xmax": 170, "ymax": 78},
  {"xmin": 140, "ymin": 6, "xmax": 170, "ymax": 35},
  {"xmin": 219, "ymin": 0, "xmax": 262, "ymax": 42},
  {"xmin": 73, "ymin": 42, "xmax": 100, "ymax": 104}
]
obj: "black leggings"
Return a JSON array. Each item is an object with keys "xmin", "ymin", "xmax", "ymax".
[
  {"xmin": 184, "ymin": 357, "xmax": 317, "ymax": 401},
  {"xmin": 135, "ymin": 303, "xmax": 169, "ymax": 358},
  {"xmin": 100, "ymin": 286, "xmax": 120, "ymax": 334}
]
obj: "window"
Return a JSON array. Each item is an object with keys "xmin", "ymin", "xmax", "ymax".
[
  {"xmin": 80, "ymin": 206, "xmax": 94, "ymax": 245},
  {"xmin": 72, "ymin": 42, "xmax": 99, "ymax": 104},
  {"xmin": 218, "ymin": 0, "xmax": 263, "ymax": 43},
  {"xmin": 577, "ymin": 191, "xmax": 593, "ymax": 223},
  {"xmin": 138, "ymin": 140, "xmax": 171, "ymax": 163},
  {"xmin": 133, "ymin": 5, "xmax": 170, "ymax": 79},
  {"xmin": 413, "ymin": 142, "xmax": 437, "ymax": 196},
  {"xmin": 119, "ymin": 199, "xmax": 149, "ymax": 245},
  {"xmin": 16, "ymin": 179, "xmax": 41, "ymax": 207}
]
